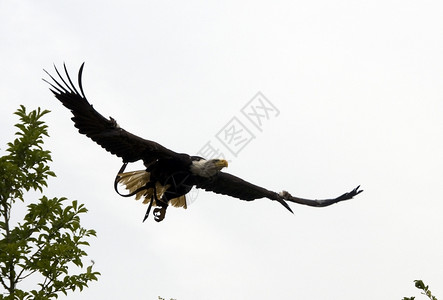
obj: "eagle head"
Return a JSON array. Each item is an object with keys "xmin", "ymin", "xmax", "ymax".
[{"xmin": 190, "ymin": 158, "xmax": 228, "ymax": 177}]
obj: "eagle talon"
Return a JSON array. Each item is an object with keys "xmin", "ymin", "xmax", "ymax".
[{"xmin": 153, "ymin": 207, "xmax": 167, "ymax": 222}]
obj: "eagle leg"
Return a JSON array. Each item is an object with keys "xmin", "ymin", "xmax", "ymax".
[
  {"xmin": 144, "ymin": 182, "xmax": 169, "ymax": 222},
  {"xmin": 142, "ymin": 183, "xmax": 161, "ymax": 222}
]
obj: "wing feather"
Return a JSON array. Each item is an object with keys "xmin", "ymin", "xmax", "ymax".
[
  {"xmin": 44, "ymin": 63, "xmax": 179, "ymax": 164},
  {"xmin": 196, "ymin": 172, "xmax": 278, "ymax": 201},
  {"xmin": 195, "ymin": 172, "xmax": 293, "ymax": 212},
  {"xmin": 196, "ymin": 172, "xmax": 362, "ymax": 212}
]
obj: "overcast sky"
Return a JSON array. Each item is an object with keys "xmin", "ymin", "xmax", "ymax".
[{"xmin": 1, "ymin": 1, "xmax": 443, "ymax": 299}]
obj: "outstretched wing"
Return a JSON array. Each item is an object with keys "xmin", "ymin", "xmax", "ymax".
[
  {"xmin": 195, "ymin": 172, "xmax": 294, "ymax": 212},
  {"xmin": 44, "ymin": 63, "xmax": 179, "ymax": 165},
  {"xmin": 196, "ymin": 172, "xmax": 362, "ymax": 212}
]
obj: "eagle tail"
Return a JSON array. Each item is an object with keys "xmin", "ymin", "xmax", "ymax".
[
  {"xmin": 117, "ymin": 170, "xmax": 188, "ymax": 209},
  {"xmin": 169, "ymin": 196, "xmax": 188, "ymax": 209},
  {"xmin": 117, "ymin": 170, "xmax": 152, "ymax": 201}
]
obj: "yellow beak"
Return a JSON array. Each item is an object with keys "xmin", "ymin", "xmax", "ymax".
[{"xmin": 216, "ymin": 159, "xmax": 229, "ymax": 169}]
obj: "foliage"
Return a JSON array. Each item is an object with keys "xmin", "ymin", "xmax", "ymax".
[
  {"xmin": 403, "ymin": 280, "xmax": 438, "ymax": 300},
  {"xmin": 0, "ymin": 106, "xmax": 99, "ymax": 299}
]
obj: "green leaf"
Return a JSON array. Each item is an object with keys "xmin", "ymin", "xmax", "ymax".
[
  {"xmin": 1, "ymin": 106, "xmax": 100, "ymax": 299},
  {"xmin": 414, "ymin": 280, "xmax": 425, "ymax": 290}
]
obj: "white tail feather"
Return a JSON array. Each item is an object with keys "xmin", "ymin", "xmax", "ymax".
[
  {"xmin": 118, "ymin": 170, "xmax": 187, "ymax": 209},
  {"xmin": 118, "ymin": 170, "xmax": 151, "ymax": 200},
  {"xmin": 169, "ymin": 195, "xmax": 187, "ymax": 209}
]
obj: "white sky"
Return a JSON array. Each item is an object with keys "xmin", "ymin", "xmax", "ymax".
[{"xmin": 1, "ymin": 1, "xmax": 443, "ymax": 299}]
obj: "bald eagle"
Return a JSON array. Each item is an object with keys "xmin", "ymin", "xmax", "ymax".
[{"xmin": 44, "ymin": 63, "xmax": 362, "ymax": 222}]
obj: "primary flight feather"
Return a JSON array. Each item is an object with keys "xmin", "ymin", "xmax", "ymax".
[{"xmin": 44, "ymin": 63, "xmax": 363, "ymax": 222}]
